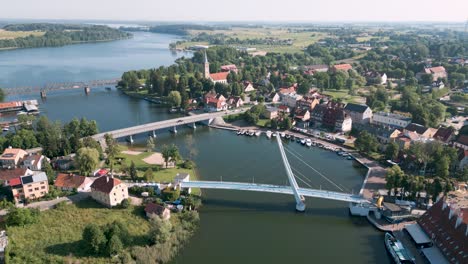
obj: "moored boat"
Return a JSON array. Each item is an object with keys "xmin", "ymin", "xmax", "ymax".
[
  {"xmin": 255, "ymin": 131, "xmax": 261, "ymax": 137},
  {"xmin": 384, "ymin": 232, "xmax": 415, "ymax": 264},
  {"xmin": 305, "ymin": 138, "xmax": 312, "ymax": 147},
  {"xmin": 2, "ymin": 126, "xmax": 9, "ymax": 132},
  {"xmin": 300, "ymin": 139, "xmax": 306, "ymax": 145},
  {"xmin": 272, "ymin": 132, "xmax": 277, "ymax": 137},
  {"xmin": 266, "ymin": 130, "xmax": 272, "ymax": 138},
  {"xmin": 280, "ymin": 132, "xmax": 285, "ymax": 138}
]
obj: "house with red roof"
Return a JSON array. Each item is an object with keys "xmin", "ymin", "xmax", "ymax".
[
  {"xmin": 203, "ymin": 52, "xmax": 230, "ymax": 84},
  {"xmin": 227, "ymin": 96, "xmax": 244, "ymax": 108},
  {"xmin": 90, "ymin": 176, "xmax": 128, "ymax": 207},
  {"xmin": 424, "ymin": 66, "xmax": 447, "ymax": 81},
  {"xmin": 417, "ymin": 199, "xmax": 467, "ymax": 264},
  {"xmin": 331, "ymin": 64, "xmax": 353, "ymax": 72},
  {"xmin": 221, "ymin": 64, "xmax": 238, "ymax": 74},
  {"xmin": 454, "ymin": 135, "xmax": 468, "ymax": 151},
  {"xmin": 54, "ymin": 173, "xmax": 93, "ymax": 191},
  {"xmin": 204, "ymin": 93, "xmax": 227, "ymax": 112},
  {"xmin": 243, "ymin": 81, "xmax": 255, "ymax": 92}
]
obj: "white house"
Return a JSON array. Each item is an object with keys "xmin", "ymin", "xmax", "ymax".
[
  {"xmin": 90, "ymin": 176, "xmax": 128, "ymax": 208},
  {"xmin": 344, "ymin": 103, "xmax": 373, "ymax": 124},
  {"xmin": 282, "ymin": 92, "xmax": 303, "ymax": 108},
  {"xmin": 372, "ymin": 112, "xmax": 412, "ymax": 128}
]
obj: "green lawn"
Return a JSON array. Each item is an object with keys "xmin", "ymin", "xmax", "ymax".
[
  {"xmin": 322, "ymin": 89, "xmax": 365, "ymax": 104},
  {"xmin": 256, "ymin": 118, "xmax": 270, "ymax": 127},
  {"xmin": 6, "ymin": 198, "xmax": 151, "ymax": 263}
]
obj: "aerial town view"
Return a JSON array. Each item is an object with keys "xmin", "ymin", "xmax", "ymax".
[{"xmin": 0, "ymin": 0, "xmax": 466, "ymax": 263}]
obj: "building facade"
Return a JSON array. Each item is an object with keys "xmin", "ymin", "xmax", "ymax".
[
  {"xmin": 371, "ymin": 112, "xmax": 412, "ymax": 128},
  {"xmin": 344, "ymin": 103, "xmax": 373, "ymax": 124},
  {"xmin": 90, "ymin": 176, "xmax": 128, "ymax": 207},
  {"xmin": 0, "ymin": 148, "xmax": 28, "ymax": 169}
]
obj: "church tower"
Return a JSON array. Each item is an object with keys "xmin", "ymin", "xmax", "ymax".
[{"xmin": 204, "ymin": 51, "xmax": 210, "ymax": 79}]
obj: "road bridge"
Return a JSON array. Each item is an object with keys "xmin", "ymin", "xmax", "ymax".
[{"xmin": 3, "ymin": 79, "xmax": 120, "ymax": 96}]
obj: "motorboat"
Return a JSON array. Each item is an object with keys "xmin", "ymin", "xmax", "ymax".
[
  {"xmin": 300, "ymin": 139, "xmax": 306, "ymax": 145},
  {"xmin": 280, "ymin": 132, "xmax": 285, "ymax": 138},
  {"xmin": 305, "ymin": 139, "xmax": 312, "ymax": 147},
  {"xmin": 384, "ymin": 232, "xmax": 415, "ymax": 264},
  {"xmin": 2, "ymin": 126, "xmax": 9, "ymax": 132},
  {"xmin": 272, "ymin": 132, "xmax": 277, "ymax": 137},
  {"xmin": 266, "ymin": 130, "xmax": 272, "ymax": 138},
  {"xmin": 237, "ymin": 130, "xmax": 242, "ymax": 135},
  {"xmin": 255, "ymin": 131, "xmax": 261, "ymax": 137}
]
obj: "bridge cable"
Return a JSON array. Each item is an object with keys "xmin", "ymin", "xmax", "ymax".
[{"xmin": 283, "ymin": 146, "xmax": 346, "ymax": 192}]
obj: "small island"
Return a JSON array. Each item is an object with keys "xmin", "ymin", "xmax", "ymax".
[{"xmin": 0, "ymin": 23, "xmax": 132, "ymax": 50}]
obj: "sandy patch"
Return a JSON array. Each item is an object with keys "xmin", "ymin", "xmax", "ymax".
[
  {"xmin": 122, "ymin": 150, "xmax": 142, "ymax": 156},
  {"xmin": 143, "ymin": 152, "xmax": 165, "ymax": 165}
]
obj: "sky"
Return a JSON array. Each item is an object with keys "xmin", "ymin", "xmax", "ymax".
[{"xmin": 1, "ymin": 0, "xmax": 467, "ymax": 22}]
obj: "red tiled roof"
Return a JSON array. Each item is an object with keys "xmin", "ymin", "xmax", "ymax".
[
  {"xmin": 145, "ymin": 203, "xmax": 167, "ymax": 215},
  {"xmin": 90, "ymin": 176, "xmax": 121, "ymax": 194},
  {"xmin": 418, "ymin": 199, "xmax": 467, "ymax": 264},
  {"xmin": 0, "ymin": 168, "xmax": 28, "ymax": 181},
  {"xmin": 457, "ymin": 135, "xmax": 468, "ymax": 146},
  {"xmin": 434, "ymin": 127, "xmax": 455, "ymax": 142},
  {"xmin": 210, "ymin": 72, "xmax": 229, "ymax": 81},
  {"xmin": 9, "ymin": 177, "xmax": 22, "ymax": 186},
  {"xmin": 332, "ymin": 64, "xmax": 352, "ymax": 71},
  {"xmin": 54, "ymin": 173, "xmax": 86, "ymax": 189},
  {"xmin": 0, "ymin": 101, "xmax": 22, "ymax": 110},
  {"xmin": 428, "ymin": 66, "xmax": 446, "ymax": 74},
  {"xmin": 221, "ymin": 64, "xmax": 237, "ymax": 71}
]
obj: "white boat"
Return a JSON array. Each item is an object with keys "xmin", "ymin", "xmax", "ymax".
[
  {"xmin": 237, "ymin": 130, "xmax": 242, "ymax": 135},
  {"xmin": 300, "ymin": 139, "xmax": 306, "ymax": 145},
  {"xmin": 266, "ymin": 130, "xmax": 272, "ymax": 138},
  {"xmin": 384, "ymin": 232, "xmax": 415, "ymax": 264},
  {"xmin": 255, "ymin": 131, "xmax": 261, "ymax": 137},
  {"xmin": 2, "ymin": 126, "xmax": 9, "ymax": 132},
  {"xmin": 17, "ymin": 111, "xmax": 27, "ymax": 115},
  {"xmin": 272, "ymin": 132, "xmax": 277, "ymax": 137},
  {"xmin": 249, "ymin": 131, "xmax": 255, "ymax": 136},
  {"xmin": 280, "ymin": 132, "xmax": 285, "ymax": 138},
  {"xmin": 305, "ymin": 139, "xmax": 312, "ymax": 147}
]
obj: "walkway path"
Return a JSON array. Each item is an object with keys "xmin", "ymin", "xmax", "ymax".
[{"xmin": 26, "ymin": 192, "xmax": 90, "ymax": 211}]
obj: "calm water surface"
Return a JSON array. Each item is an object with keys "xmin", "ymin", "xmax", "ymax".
[{"xmin": 0, "ymin": 32, "xmax": 389, "ymax": 264}]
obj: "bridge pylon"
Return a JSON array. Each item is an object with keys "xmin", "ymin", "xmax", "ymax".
[{"xmin": 276, "ymin": 136, "xmax": 306, "ymax": 212}]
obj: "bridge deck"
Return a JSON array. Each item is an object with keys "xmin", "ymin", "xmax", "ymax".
[
  {"xmin": 91, "ymin": 108, "xmax": 248, "ymax": 140},
  {"xmin": 180, "ymin": 180, "xmax": 369, "ymax": 204}
]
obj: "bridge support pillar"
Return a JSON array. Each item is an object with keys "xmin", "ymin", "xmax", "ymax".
[
  {"xmin": 128, "ymin": 135, "xmax": 134, "ymax": 144},
  {"xmin": 171, "ymin": 126, "xmax": 177, "ymax": 134},
  {"xmin": 152, "ymin": 130, "xmax": 156, "ymax": 138},
  {"xmin": 84, "ymin": 86, "xmax": 90, "ymax": 95},
  {"xmin": 40, "ymin": 91, "xmax": 47, "ymax": 98},
  {"xmin": 191, "ymin": 122, "xmax": 196, "ymax": 129},
  {"xmin": 296, "ymin": 200, "xmax": 306, "ymax": 212}
]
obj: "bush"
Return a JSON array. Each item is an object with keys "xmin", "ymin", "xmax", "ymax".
[
  {"xmin": 120, "ymin": 198, "xmax": 131, "ymax": 209},
  {"xmin": 6, "ymin": 208, "xmax": 40, "ymax": 227},
  {"xmin": 182, "ymin": 160, "xmax": 195, "ymax": 169}
]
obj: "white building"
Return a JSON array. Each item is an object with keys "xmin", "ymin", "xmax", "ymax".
[
  {"xmin": 90, "ymin": 176, "xmax": 128, "ymax": 208},
  {"xmin": 282, "ymin": 92, "xmax": 303, "ymax": 108},
  {"xmin": 372, "ymin": 112, "xmax": 412, "ymax": 128}
]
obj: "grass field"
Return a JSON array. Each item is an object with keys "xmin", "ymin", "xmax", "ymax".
[
  {"xmin": 322, "ymin": 89, "xmax": 366, "ymax": 104},
  {"xmin": 0, "ymin": 29, "xmax": 44, "ymax": 39},
  {"xmin": 179, "ymin": 27, "xmax": 331, "ymax": 53},
  {"xmin": 6, "ymin": 198, "xmax": 151, "ymax": 263}
]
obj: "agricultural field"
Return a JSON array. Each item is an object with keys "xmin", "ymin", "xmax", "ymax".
[
  {"xmin": 0, "ymin": 29, "xmax": 44, "ymax": 39},
  {"xmin": 179, "ymin": 27, "xmax": 331, "ymax": 53}
]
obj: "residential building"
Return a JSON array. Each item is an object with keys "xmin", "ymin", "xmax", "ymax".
[
  {"xmin": 204, "ymin": 52, "xmax": 229, "ymax": 84},
  {"xmin": 294, "ymin": 108, "xmax": 310, "ymax": 122},
  {"xmin": 311, "ymin": 102, "xmax": 352, "ymax": 132},
  {"xmin": 371, "ymin": 111, "xmax": 412, "ymax": 128},
  {"xmin": 220, "ymin": 64, "xmax": 238, "ymax": 74},
  {"xmin": 344, "ymin": 103, "xmax": 373, "ymax": 124},
  {"xmin": 54, "ymin": 173, "xmax": 93, "ymax": 192},
  {"xmin": 353, "ymin": 124, "xmax": 401, "ymax": 144},
  {"xmin": 423, "ymin": 66, "xmax": 448, "ymax": 81},
  {"xmin": 0, "ymin": 101, "xmax": 23, "ymax": 113},
  {"xmin": 458, "ymin": 150, "xmax": 468, "ymax": 170},
  {"xmin": 296, "ymin": 97, "xmax": 319, "ymax": 111},
  {"xmin": 404, "ymin": 123, "xmax": 437, "ymax": 139},
  {"xmin": 418, "ymin": 199, "xmax": 467, "ymax": 264},
  {"xmin": 90, "ymin": 176, "xmax": 128, "ymax": 207},
  {"xmin": 0, "ymin": 168, "xmax": 32, "ymax": 187},
  {"xmin": 21, "ymin": 154, "xmax": 45, "ymax": 171},
  {"xmin": 282, "ymin": 92, "xmax": 303, "ymax": 108},
  {"xmin": 10, "ymin": 171, "xmax": 49, "ymax": 202},
  {"xmin": 331, "ymin": 63, "xmax": 352, "ymax": 72},
  {"xmin": 227, "ymin": 96, "xmax": 244, "ymax": 108},
  {"xmin": 264, "ymin": 107, "xmax": 279, "ymax": 120},
  {"xmin": 145, "ymin": 203, "xmax": 171, "ymax": 220},
  {"xmin": 53, "ymin": 154, "xmax": 75, "ymax": 170},
  {"xmin": 243, "ymin": 81, "xmax": 255, "ymax": 92},
  {"xmin": 454, "ymin": 135, "xmax": 468, "ymax": 151},
  {"xmin": 303, "ymin": 64, "xmax": 329, "ymax": 75},
  {"xmin": 205, "ymin": 93, "xmax": 227, "ymax": 112},
  {"xmin": 278, "ymin": 84, "xmax": 297, "ymax": 96},
  {"xmin": 433, "ymin": 127, "xmax": 455, "ymax": 143},
  {"xmin": 365, "ymin": 71, "xmax": 387, "ymax": 85},
  {"xmin": 267, "ymin": 92, "xmax": 280, "ymax": 103},
  {"xmin": 277, "ymin": 105, "xmax": 290, "ymax": 114},
  {"xmin": 0, "ymin": 148, "xmax": 28, "ymax": 169}
]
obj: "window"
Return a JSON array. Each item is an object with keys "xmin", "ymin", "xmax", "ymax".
[
  {"xmin": 28, "ymin": 189, "xmax": 33, "ymax": 192},
  {"xmin": 28, "ymin": 184, "xmax": 32, "ymax": 187},
  {"xmin": 40, "ymin": 191, "xmax": 44, "ymax": 195},
  {"xmin": 41, "ymin": 182, "xmax": 45, "ymax": 185},
  {"xmin": 41, "ymin": 186, "xmax": 46, "ymax": 189},
  {"xmin": 34, "ymin": 187, "xmax": 39, "ymax": 191},
  {"xmin": 114, "ymin": 192, "xmax": 116, "ymax": 196}
]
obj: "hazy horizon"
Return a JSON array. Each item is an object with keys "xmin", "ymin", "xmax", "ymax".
[{"xmin": 1, "ymin": 0, "xmax": 467, "ymax": 23}]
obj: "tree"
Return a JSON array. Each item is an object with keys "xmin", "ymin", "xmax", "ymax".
[
  {"xmin": 386, "ymin": 165, "xmax": 405, "ymax": 197},
  {"xmin": 385, "ymin": 142, "xmax": 399, "ymax": 161},
  {"xmin": 106, "ymin": 234, "xmax": 123, "ymax": 256},
  {"xmin": 280, "ymin": 117, "xmax": 293, "ymax": 130},
  {"xmin": 354, "ymin": 131, "xmax": 379, "ymax": 154},
  {"xmin": 42, "ymin": 159, "xmax": 55, "ymax": 184},
  {"xmin": 144, "ymin": 168, "xmax": 154, "ymax": 182},
  {"xmin": 76, "ymin": 147, "xmax": 100, "ymax": 176},
  {"xmin": 146, "ymin": 137, "xmax": 156, "ymax": 152},
  {"xmin": 297, "ymin": 80, "xmax": 310, "ymax": 95},
  {"xmin": 104, "ymin": 134, "xmax": 119, "ymax": 175},
  {"xmin": 6, "ymin": 208, "xmax": 39, "ymax": 227},
  {"xmin": 161, "ymin": 144, "xmax": 180, "ymax": 168},
  {"xmin": 129, "ymin": 161, "xmax": 137, "ymax": 181},
  {"xmin": 168, "ymin": 91, "xmax": 181, "ymax": 107},
  {"xmin": 83, "ymin": 223, "xmax": 107, "ymax": 254},
  {"xmin": 149, "ymin": 216, "xmax": 173, "ymax": 245}
]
